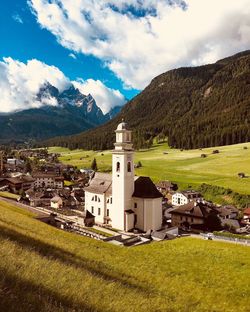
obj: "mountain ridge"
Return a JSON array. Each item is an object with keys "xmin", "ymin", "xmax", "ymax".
[
  {"xmin": 0, "ymin": 83, "xmax": 123, "ymax": 144},
  {"xmin": 43, "ymin": 50, "xmax": 250, "ymax": 150}
]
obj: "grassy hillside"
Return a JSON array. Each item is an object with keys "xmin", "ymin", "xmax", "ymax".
[
  {"xmin": 49, "ymin": 141, "xmax": 250, "ymax": 195},
  {"xmin": 0, "ymin": 200, "xmax": 250, "ymax": 312}
]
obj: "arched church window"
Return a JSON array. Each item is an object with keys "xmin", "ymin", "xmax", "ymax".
[
  {"xmin": 116, "ymin": 162, "xmax": 120, "ymax": 172},
  {"xmin": 127, "ymin": 161, "xmax": 131, "ymax": 172}
]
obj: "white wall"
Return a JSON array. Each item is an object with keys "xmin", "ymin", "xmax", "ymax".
[
  {"xmin": 172, "ymin": 193, "xmax": 188, "ymax": 206},
  {"xmin": 133, "ymin": 197, "xmax": 162, "ymax": 231},
  {"xmin": 111, "ymin": 151, "xmax": 134, "ymax": 230}
]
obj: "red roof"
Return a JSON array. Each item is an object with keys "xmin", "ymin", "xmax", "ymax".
[{"xmin": 243, "ymin": 208, "xmax": 250, "ymax": 215}]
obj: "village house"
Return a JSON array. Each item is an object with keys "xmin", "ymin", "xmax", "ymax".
[
  {"xmin": 0, "ymin": 176, "xmax": 35, "ymax": 193},
  {"xmin": 26, "ymin": 189, "xmax": 56, "ymax": 207},
  {"xmin": 216, "ymin": 205, "xmax": 239, "ymax": 220},
  {"xmin": 170, "ymin": 201, "xmax": 219, "ymax": 229},
  {"xmin": 33, "ymin": 173, "xmax": 64, "ymax": 189},
  {"xmin": 172, "ymin": 190, "xmax": 202, "ymax": 206},
  {"xmin": 84, "ymin": 121, "xmax": 163, "ymax": 232},
  {"xmin": 50, "ymin": 195, "xmax": 63, "ymax": 209},
  {"xmin": 156, "ymin": 180, "xmax": 178, "ymax": 194},
  {"xmin": 243, "ymin": 208, "xmax": 250, "ymax": 224}
]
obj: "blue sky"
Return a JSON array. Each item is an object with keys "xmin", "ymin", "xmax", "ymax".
[
  {"xmin": 0, "ymin": 0, "xmax": 139, "ymax": 100},
  {"xmin": 0, "ymin": 0, "xmax": 249, "ymax": 113}
]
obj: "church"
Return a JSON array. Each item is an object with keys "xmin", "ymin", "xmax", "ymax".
[{"xmin": 84, "ymin": 121, "xmax": 163, "ymax": 232}]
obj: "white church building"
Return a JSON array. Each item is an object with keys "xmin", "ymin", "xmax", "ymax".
[{"xmin": 84, "ymin": 121, "xmax": 163, "ymax": 232}]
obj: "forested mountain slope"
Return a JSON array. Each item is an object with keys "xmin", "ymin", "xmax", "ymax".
[{"xmin": 44, "ymin": 50, "xmax": 250, "ymax": 150}]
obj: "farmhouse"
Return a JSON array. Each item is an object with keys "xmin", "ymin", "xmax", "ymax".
[
  {"xmin": 156, "ymin": 180, "xmax": 178, "ymax": 194},
  {"xmin": 170, "ymin": 201, "xmax": 218, "ymax": 229},
  {"xmin": 84, "ymin": 121, "xmax": 163, "ymax": 232},
  {"xmin": 33, "ymin": 173, "xmax": 64, "ymax": 189},
  {"xmin": 0, "ymin": 176, "xmax": 35, "ymax": 193},
  {"xmin": 172, "ymin": 190, "xmax": 202, "ymax": 206}
]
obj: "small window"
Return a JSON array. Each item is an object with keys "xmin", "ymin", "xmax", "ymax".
[
  {"xmin": 110, "ymin": 197, "xmax": 112, "ymax": 204},
  {"xmin": 95, "ymin": 195, "xmax": 97, "ymax": 201},
  {"xmin": 98, "ymin": 197, "xmax": 100, "ymax": 202},
  {"xmin": 134, "ymin": 214, "xmax": 137, "ymax": 226},
  {"xmin": 107, "ymin": 209, "xmax": 109, "ymax": 217},
  {"xmin": 116, "ymin": 162, "xmax": 120, "ymax": 172},
  {"xmin": 98, "ymin": 208, "xmax": 101, "ymax": 215},
  {"xmin": 127, "ymin": 162, "xmax": 131, "ymax": 172},
  {"xmin": 107, "ymin": 198, "xmax": 109, "ymax": 203},
  {"xmin": 91, "ymin": 206, "xmax": 94, "ymax": 214},
  {"xmin": 134, "ymin": 203, "xmax": 137, "ymax": 208}
]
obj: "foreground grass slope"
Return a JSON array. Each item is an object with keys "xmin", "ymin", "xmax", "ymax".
[
  {"xmin": 49, "ymin": 141, "xmax": 250, "ymax": 194},
  {"xmin": 0, "ymin": 200, "xmax": 249, "ymax": 312}
]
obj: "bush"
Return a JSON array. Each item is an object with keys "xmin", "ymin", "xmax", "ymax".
[{"xmin": 212, "ymin": 150, "xmax": 219, "ymax": 154}]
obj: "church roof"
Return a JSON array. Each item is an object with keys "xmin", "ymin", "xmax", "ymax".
[
  {"xmin": 133, "ymin": 176, "xmax": 163, "ymax": 199},
  {"xmin": 84, "ymin": 172, "xmax": 112, "ymax": 194}
]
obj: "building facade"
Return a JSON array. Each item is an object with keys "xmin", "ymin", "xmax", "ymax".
[
  {"xmin": 84, "ymin": 122, "xmax": 163, "ymax": 232},
  {"xmin": 172, "ymin": 190, "xmax": 202, "ymax": 206}
]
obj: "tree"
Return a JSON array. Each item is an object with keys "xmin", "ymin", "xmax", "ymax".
[
  {"xmin": 25, "ymin": 160, "xmax": 32, "ymax": 173},
  {"xmin": 205, "ymin": 214, "xmax": 222, "ymax": 231},
  {"xmin": 91, "ymin": 158, "xmax": 98, "ymax": 171}
]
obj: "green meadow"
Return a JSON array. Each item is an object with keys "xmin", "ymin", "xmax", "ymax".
[
  {"xmin": 49, "ymin": 141, "xmax": 250, "ymax": 195},
  {"xmin": 0, "ymin": 200, "xmax": 249, "ymax": 312}
]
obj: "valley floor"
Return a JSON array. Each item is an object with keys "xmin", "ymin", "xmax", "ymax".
[
  {"xmin": 0, "ymin": 200, "xmax": 249, "ymax": 312},
  {"xmin": 49, "ymin": 141, "xmax": 250, "ymax": 195}
]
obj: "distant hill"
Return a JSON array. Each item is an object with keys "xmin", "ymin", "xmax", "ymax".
[
  {"xmin": 44, "ymin": 50, "xmax": 250, "ymax": 150},
  {"xmin": 0, "ymin": 83, "xmax": 122, "ymax": 144}
]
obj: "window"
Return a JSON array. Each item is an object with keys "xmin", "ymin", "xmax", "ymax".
[
  {"xmin": 91, "ymin": 206, "xmax": 94, "ymax": 214},
  {"xmin": 107, "ymin": 209, "xmax": 109, "ymax": 217},
  {"xmin": 98, "ymin": 208, "xmax": 101, "ymax": 215},
  {"xmin": 134, "ymin": 214, "xmax": 137, "ymax": 226},
  {"xmin": 127, "ymin": 161, "xmax": 131, "ymax": 172},
  {"xmin": 134, "ymin": 203, "xmax": 137, "ymax": 208},
  {"xmin": 98, "ymin": 197, "xmax": 100, "ymax": 202},
  {"xmin": 116, "ymin": 162, "xmax": 120, "ymax": 172},
  {"xmin": 94, "ymin": 195, "xmax": 97, "ymax": 201},
  {"xmin": 110, "ymin": 197, "xmax": 112, "ymax": 204},
  {"xmin": 177, "ymin": 198, "xmax": 181, "ymax": 204}
]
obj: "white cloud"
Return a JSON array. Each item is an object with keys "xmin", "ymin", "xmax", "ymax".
[
  {"xmin": 12, "ymin": 13, "xmax": 23, "ymax": 24},
  {"xmin": 69, "ymin": 53, "xmax": 77, "ymax": 59},
  {"xmin": 28, "ymin": 0, "xmax": 250, "ymax": 89},
  {"xmin": 0, "ymin": 57, "xmax": 125, "ymax": 113},
  {"xmin": 73, "ymin": 79, "xmax": 126, "ymax": 114}
]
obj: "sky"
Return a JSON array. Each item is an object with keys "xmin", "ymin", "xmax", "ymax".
[{"xmin": 0, "ymin": 0, "xmax": 250, "ymax": 113}]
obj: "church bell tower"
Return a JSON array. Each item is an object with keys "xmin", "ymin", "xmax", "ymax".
[{"xmin": 111, "ymin": 121, "xmax": 134, "ymax": 230}]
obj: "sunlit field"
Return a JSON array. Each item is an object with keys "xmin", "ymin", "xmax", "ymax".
[
  {"xmin": 0, "ymin": 200, "xmax": 249, "ymax": 312},
  {"xmin": 49, "ymin": 141, "xmax": 250, "ymax": 194}
]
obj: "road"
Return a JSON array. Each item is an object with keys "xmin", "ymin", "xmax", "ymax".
[{"xmin": 190, "ymin": 233, "xmax": 250, "ymax": 247}]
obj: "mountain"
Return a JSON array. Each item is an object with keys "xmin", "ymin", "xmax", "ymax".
[
  {"xmin": 44, "ymin": 50, "xmax": 250, "ymax": 150},
  {"xmin": 0, "ymin": 83, "xmax": 122, "ymax": 144}
]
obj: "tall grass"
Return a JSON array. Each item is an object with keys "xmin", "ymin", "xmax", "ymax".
[{"xmin": 0, "ymin": 200, "xmax": 249, "ymax": 311}]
